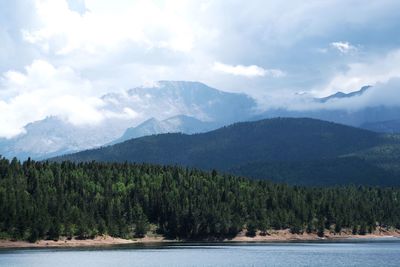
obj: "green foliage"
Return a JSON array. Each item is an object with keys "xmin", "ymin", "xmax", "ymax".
[
  {"xmin": 0, "ymin": 157, "xmax": 399, "ymax": 241},
  {"xmin": 231, "ymin": 157, "xmax": 400, "ymax": 186},
  {"xmin": 28, "ymin": 229, "xmax": 39, "ymax": 243},
  {"xmin": 246, "ymin": 221, "xmax": 257, "ymax": 237},
  {"xmin": 334, "ymin": 223, "xmax": 342, "ymax": 234}
]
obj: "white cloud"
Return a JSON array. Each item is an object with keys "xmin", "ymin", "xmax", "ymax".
[
  {"xmin": 22, "ymin": 0, "xmax": 197, "ymax": 55},
  {"xmin": 0, "ymin": 60, "xmax": 105, "ymax": 138},
  {"xmin": 212, "ymin": 62, "xmax": 285, "ymax": 78},
  {"xmin": 312, "ymin": 78, "xmax": 400, "ymax": 111},
  {"xmin": 317, "ymin": 49, "xmax": 400, "ymax": 96},
  {"xmin": 330, "ymin": 41, "xmax": 358, "ymax": 54},
  {"xmin": 259, "ymin": 77, "xmax": 400, "ymax": 112},
  {"xmin": 1, "ymin": 0, "xmax": 400, "ymax": 138}
]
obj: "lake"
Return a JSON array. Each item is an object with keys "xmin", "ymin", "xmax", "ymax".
[{"xmin": 1, "ymin": 240, "xmax": 400, "ymax": 267}]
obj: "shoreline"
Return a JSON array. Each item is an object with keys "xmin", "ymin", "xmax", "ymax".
[{"xmin": 1, "ymin": 229, "xmax": 399, "ymax": 249}]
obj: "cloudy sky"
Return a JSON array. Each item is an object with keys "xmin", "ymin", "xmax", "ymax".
[{"xmin": 1, "ymin": 0, "xmax": 400, "ymax": 137}]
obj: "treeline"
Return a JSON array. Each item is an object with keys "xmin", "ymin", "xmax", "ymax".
[{"xmin": 0, "ymin": 157, "xmax": 399, "ymax": 242}]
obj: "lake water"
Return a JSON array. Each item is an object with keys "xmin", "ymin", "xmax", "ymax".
[{"xmin": 1, "ymin": 239, "xmax": 400, "ymax": 267}]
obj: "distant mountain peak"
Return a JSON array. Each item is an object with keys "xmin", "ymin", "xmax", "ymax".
[
  {"xmin": 318, "ymin": 85, "xmax": 371, "ymax": 103},
  {"xmin": 128, "ymin": 80, "xmax": 225, "ymax": 96},
  {"xmin": 111, "ymin": 114, "xmax": 219, "ymax": 145}
]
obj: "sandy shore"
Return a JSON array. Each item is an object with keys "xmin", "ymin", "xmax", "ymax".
[
  {"xmin": 0, "ymin": 236, "xmax": 131, "ymax": 249},
  {"xmin": 1, "ymin": 229, "xmax": 399, "ymax": 249},
  {"xmin": 228, "ymin": 228, "xmax": 400, "ymax": 242}
]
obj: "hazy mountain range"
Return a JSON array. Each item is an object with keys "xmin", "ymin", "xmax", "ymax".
[
  {"xmin": 111, "ymin": 115, "xmax": 219, "ymax": 145},
  {"xmin": 361, "ymin": 119, "xmax": 400, "ymax": 134},
  {"xmin": 1, "ymin": 81, "xmax": 400, "ymax": 160},
  {"xmin": 0, "ymin": 81, "xmax": 255, "ymax": 159},
  {"xmin": 259, "ymin": 85, "xmax": 400, "ymax": 127}
]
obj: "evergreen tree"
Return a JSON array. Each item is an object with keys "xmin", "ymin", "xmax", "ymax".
[{"xmin": 0, "ymin": 157, "xmax": 399, "ymax": 241}]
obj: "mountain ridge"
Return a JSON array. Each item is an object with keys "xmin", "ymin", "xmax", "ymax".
[
  {"xmin": 1, "ymin": 81, "xmax": 399, "ymax": 160},
  {"xmin": 52, "ymin": 117, "xmax": 400, "ymax": 186},
  {"xmin": 361, "ymin": 119, "xmax": 400, "ymax": 133},
  {"xmin": 317, "ymin": 85, "xmax": 371, "ymax": 103}
]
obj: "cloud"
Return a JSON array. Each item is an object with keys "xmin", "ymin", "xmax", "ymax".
[
  {"xmin": 314, "ymin": 78, "xmax": 400, "ymax": 111},
  {"xmin": 66, "ymin": 0, "xmax": 87, "ymax": 15},
  {"xmin": 7, "ymin": 1, "xmax": 400, "ymax": 92},
  {"xmin": 330, "ymin": 41, "xmax": 358, "ymax": 54},
  {"xmin": 212, "ymin": 62, "xmax": 285, "ymax": 78},
  {"xmin": 317, "ymin": 49, "xmax": 400, "ymax": 96},
  {"xmin": 1, "ymin": 0, "xmax": 400, "ymax": 137},
  {"xmin": 0, "ymin": 60, "xmax": 104, "ymax": 138},
  {"xmin": 259, "ymin": 77, "xmax": 400, "ymax": 113},
  {"xmin": 22, "ymin": 0, "xmax": 197, "ymax": 55}
]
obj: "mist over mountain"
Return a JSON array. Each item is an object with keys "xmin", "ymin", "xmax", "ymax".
[
  {"xmin": 102, "ymin": 81, "xmax": 256, "ymax": 124},
  {"xmin": 257, "ymin": 84, "xmax": 400, "ymax": 130},
  {"xmin": 316, "ymin": 86, "xmax": 371, "ymax": 103},
  {"xmin": 113, "ymin": 115, "xmax": 219, "ymax": 145},
  {"xmin": 361, "ymin": 119, "xmax": 400, "ymax": 133},
  {"xmin": 260, "ymin": 106, "xmax": 400, "ymax": 129},
  {"xmin": 0, "ymin": 116, "xmax": 129, "ymax": 159},
  {"xmin": 0, "ymin": 81, "xmax": 257, "ymax": 159},
  {"xmin": 1, "ymin": 80, "xmax": 400, "ymax": 160}
]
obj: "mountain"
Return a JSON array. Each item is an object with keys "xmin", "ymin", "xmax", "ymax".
[
  {"xmin": 317, "ymin": 85, "xmax": 371, "ymax": 103},
  {"xmin": 0, "ymin": 81, "xmax": 257, "ymax": 159},
  {"xmin": 257, "ymin": 85, "xmax": 400, "ymax": 128},
  {"xmin": 102, "ymin": 81, "xmax": 256, "ymax": 124},
  {"xmin": 230, "ymin": 157, "xmax": 396, "ymax": 186},
  {"xmin": 0, "ymin": 116, "xmax": 128, "ymax": 159},
  {"xmin": 361, "ymin": 119, "xmax": 400, "ymax": 133},
  {"xmin": 52, "ymin": 118, "xmax": 400, "ymax": 186},
  {"xmin": 2, "ymin": 81, "xmax": 399, "ymax": 160},
  {"xmin": 259, "ymin": 106, "xmax": 400, "ymax": 128},
  {"xmin": 113, "ymin": 115, "xmax": 219, "ymax": 144}
]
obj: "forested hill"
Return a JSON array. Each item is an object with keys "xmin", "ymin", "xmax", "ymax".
[
  {"xmin": 52, "ymin": 118, "xmax": 400, "ymax": 186},
  {"xmin": 1, "ymin": 158, "xmax": 399, "ymax": 242}
]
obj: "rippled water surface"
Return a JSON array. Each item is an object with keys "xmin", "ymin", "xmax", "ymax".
[{"xmin": 1, "ymin": 239, "xmax": 400, "ymax": 267}]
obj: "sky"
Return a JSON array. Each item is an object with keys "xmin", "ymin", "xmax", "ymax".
[{"xmin": 1, "ymin": 0, "xmax": 400, "ymax": 137}]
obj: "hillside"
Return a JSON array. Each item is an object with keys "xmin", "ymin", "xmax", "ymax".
[
  {"xmin": 2, "ymin": 158, "xmax": 400, "ymax": 242},
  {"xmin": 53, "ymin": 118, "xmax": 400, "ymax": 186},
  {"xmin": 361, "ymin": 119, "xmax": 400, "ymax": 133},
  {"xmin": 230, "ymin": 157, "xmax": 398, "ymax": 186}
]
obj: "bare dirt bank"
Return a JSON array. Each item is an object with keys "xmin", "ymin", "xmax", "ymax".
[
  {"xmin": 0, "ymin": 235, "xmax": 167, "ymax": 249},
  {"xmin": 1, "ymin": 229, "xmax": 399, "ymax": 249},
  {"xmin": 228, "ymin": 228, "xmax": 400, "ymax": 242}
]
